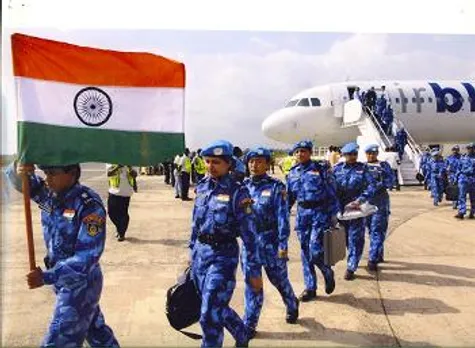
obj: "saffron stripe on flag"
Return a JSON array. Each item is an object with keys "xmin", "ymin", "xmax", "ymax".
[{"xmin": 12, "ymin": 33, "xmax": 185, "ymax": 87}]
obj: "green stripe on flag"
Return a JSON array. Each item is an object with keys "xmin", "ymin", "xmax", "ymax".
[{"xmin": 18, "ymin": 121, "xmax": 185, "ymax": 166}]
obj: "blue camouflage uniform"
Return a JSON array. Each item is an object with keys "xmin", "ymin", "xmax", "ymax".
[
  {"xmin": 286, "ymin": 140, "xmax": 339, "ymax": 296},
  {"xmin": 6, "ymin": 163, "xmax": 119, "ymax": 348},
  {"xmin": 189, "ymin": 140, "xmax": 260, "ymax": 348},
  {"xmin": 364, "ymin": 145, "xmax": 394, "ymax": 265},
  {"xmin": 333, "ymin": 142, "xmax": 378, "ymax": 276},
  {"xmin": 429, "ymin": 151, "xmax": 447, "ymax": 206},
  {"xmin": 375, "ymin": 96, "xmax": 387, "ymax": 120},
  {"xmin": 381, "ymin": 106, "xmax": 394, "ymax": 135},
  {"xmin": 231, "ymin": 156, "xmax": 247, "ymax": 183},
  {"xmin": 395, "ymin": 129, "xmax": 408, "ymax": 160},
  {"xmin": 456, "ymin": 143, "xmax": 475, "ymax": 217},
  {"xmin": 446, "ymin": 147, "xmax": 462, "ymax": 208},
  {"xmin": 419, "ymin": 151, "xmax": 432, "ymax": 190},
  {"xmin": 241, "ymin": 147, "xmax": 298, "ymax": 332}
]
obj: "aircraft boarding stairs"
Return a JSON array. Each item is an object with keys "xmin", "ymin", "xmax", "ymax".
[{"xmin": 340, "ymin": 99, "xmax": 423, "ymax": 186}]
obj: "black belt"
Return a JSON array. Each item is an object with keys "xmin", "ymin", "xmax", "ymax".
[
  {"xmin": 298, "ymin": 200, "xmax": 325, "ymax": 209},
  {"xmin": 198, "ymin": 233, "xmax": 236, "ymax": 247}
]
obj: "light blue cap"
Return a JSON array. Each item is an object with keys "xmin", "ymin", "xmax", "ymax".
[
  {"xmin": 341, "ymin": 142, "xmax": 359, "ymax": 154},
  {"xmin": 291, "ymin": 140, "xmax": 313, "ymax": 154},
  {"xmin": 364, "ymin": 144, "xmax": 379, "ymax": 153},
  {"xmin": 201, "ymin": 140, "xmax": 234, "ymax": 158},
  {"xmin": 245, "ymin": 147, "xmax": 271, "ymax": 163}
]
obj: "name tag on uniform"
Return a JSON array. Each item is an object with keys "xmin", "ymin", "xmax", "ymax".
[
  {"xmin": 356, "ymin": 170, "xmax": 364, "ymax": 174},
  {"xmin": 63, "ymin": 209, "xmax": 75, "ymax": 220},
  {"xmin": 261, "ymin": 190, "xmax": 271, "ymax": 197},
  {"xmin": 309, "ymin": 170, "xmax": 320, "ymax": 175},
  {"xmin": 216, "ymin": 194, "xmax": 230, "ymax": 202}
]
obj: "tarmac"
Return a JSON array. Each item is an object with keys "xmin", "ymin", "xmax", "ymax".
[{"xmin": 1, "ymin": 165, "xmax": 475, "ymax": 347}]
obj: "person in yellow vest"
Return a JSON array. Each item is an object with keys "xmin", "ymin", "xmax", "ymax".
[
  {"xmin": 192, "ymin": 148, "xmax": 207, "ymax": 182},
  {"xmin": 106, "ymin": 164, "xmax": 138, "ymax": 241},
  {"xmin": 279, "ymin": 155, "xmax": 297, "ymax": 176},
  {"xmin": 179, "ymin": 148, "xmax": 193, "ymax": 201}
]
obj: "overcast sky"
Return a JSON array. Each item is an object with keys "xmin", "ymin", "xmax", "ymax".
[{"xmin": 2, "ymin": 29, "xmax": 475, "ymax": 153}]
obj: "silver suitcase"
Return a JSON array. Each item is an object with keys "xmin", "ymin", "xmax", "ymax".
[{"xmin": 323, "ymin": 224, "xmax": 347, "ymax": 266}]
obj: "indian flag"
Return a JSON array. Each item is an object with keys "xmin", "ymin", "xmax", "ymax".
[{"xmin": 11, "ymin": 33, "xmax": 186, "ymax": 166}]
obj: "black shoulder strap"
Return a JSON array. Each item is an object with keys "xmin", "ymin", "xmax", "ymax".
[{"xmin": 178, "ymin": 330, "xmax": 202, "ymax": 340}]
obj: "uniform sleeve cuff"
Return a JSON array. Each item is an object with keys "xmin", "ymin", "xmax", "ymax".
[{"xmin": 42, "ymin": 269, "xmax": 56, "ymax": 285}]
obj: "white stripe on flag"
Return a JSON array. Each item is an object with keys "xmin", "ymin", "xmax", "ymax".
[{"xmin": 16, "ymin": 77, "xmax": 184, "ymax": 133}]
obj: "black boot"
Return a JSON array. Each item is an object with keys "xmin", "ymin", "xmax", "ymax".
[
  {"xmin": 344, "ymin": 269, "xmax": 355, "ymax": 281},
  {"xmin": 286, "ymin": 298, "xmax": 299, "ymax": 324},
  {"xmin": 455, "ymin": 213, "xmax": 464, "ymax": 220},
  {"xmin": 298, "ymin": 289, "xmax": 317, "ymax": 302},
  {"xmin": 367, "ymin": 261, "xmax": 378, "ymax": 272},
  {"xmin": 324, "ymin": 269, "xmax": 335, "ymax": 294}
]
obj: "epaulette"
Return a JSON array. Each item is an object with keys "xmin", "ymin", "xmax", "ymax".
[{"xmin": 78, "ymin": 186, "xmax": 104, "ymax": 210}]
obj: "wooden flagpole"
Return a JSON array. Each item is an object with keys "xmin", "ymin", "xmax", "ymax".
[{"xmin": 21, "ymin": 172, "xmax": 36, "ymax": 271}]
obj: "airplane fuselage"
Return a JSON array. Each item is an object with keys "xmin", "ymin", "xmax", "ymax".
[{"xmin": 262, "ymin": 80, "xmax": 475, "ymax": 146}]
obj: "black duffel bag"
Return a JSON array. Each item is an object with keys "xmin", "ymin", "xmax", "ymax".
[
  {"xmin": 165, "ymin": 266, "xmax": 202, "ymax": 340},
  {"xmin": 415, "ymin": 172, "xmax": 424, "ymax": 183},
  {"xmin": 445, "ymin": 183, "xmax": 459, "ymax": 201}
]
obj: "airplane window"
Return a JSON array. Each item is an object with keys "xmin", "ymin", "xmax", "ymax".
[
  {"xmin": 428, "ymin": 97, "xmax": 433, "ymax": 103},
  {"xmin": 310, "ymin": 98, "xmax": 321, "ymax": 107},
  {"xmin": 404, "ymin": 98, "xmax": 408, "ymax": 103},
  {"xmin": 285, "ymin": 100, "xmax": 299, "ymax": 107},
  {"xmin": 395, "ymin": 98, "xmax": 400, "ymax": 104},
  {"xmin": 420, "ymin": 98, "xmax": 424, "ymax": 103},
  {"xmin": 297, "ymin": 98, "xmax": 310, "ymax": 107},
  {"xmin": 412, "ymin": 97, "xmax": 416, "ymax": 103}
]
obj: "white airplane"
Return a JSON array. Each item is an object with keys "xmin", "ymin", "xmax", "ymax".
[{"xmin": 262, "ymin": 80, "xmax": 475, "ymax": 146}]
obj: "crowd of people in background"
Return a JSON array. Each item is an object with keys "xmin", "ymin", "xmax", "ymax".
[{"xmin": 419, "ymin": 143, "xmax": 475, "ymax": 219}]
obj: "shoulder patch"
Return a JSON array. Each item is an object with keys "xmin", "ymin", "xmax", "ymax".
[
  {"xmin": 239, "ymin": 198, "xmax": 254, "ymax": 214},
  {"xmin": 83, "ymin": 213, "xmax": 105, "ymax": 237}
]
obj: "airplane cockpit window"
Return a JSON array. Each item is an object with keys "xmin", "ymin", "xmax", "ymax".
[
  {"xmin": 310, "ymin": 98, "xmax": 321, "ymax": 107},
  {"xmin": 297, "ymin": 98, "xmax": 310, "ymax": 107},
  {"xmin": 285, "ymin": 99, "xmax": 299, "ymax": 107}
]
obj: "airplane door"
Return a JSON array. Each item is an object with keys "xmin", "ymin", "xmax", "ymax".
[{"xmin": 331, "ymin": 85, "xmax": 349, "ymax": 118}]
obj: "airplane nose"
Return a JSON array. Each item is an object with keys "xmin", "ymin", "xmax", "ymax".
[{"xmin": 262, "ymin": 108, "xmax": 296, "ymax": 140}]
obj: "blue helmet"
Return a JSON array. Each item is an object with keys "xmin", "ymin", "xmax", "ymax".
[
  {"xmin": 201, "ymin": 140, "xmax": 234, "ymax": 159},
  {"xmin": 290, "ymin": 140, "xmax": 313, "ymax": 154},
  {"xmin": 364, "ymin": 144, "xmax": 379, "ymax": 153},
  {"xmin": 341, "ymin": 142, "xmax": 359, "ymax": 154},
  {"xmin": 245, "ymin": 147, "xmax": 271, "ymax": 163}
]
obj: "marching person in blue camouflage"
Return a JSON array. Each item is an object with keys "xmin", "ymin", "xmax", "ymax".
[
  {"xmin": 189, "ymin": 140, "xmax": 263, "ymax": 348},
  {"xmin": 429, "ymin": 149, "xmax": 447, "ymax": 206},
  {"xmin": 333, "ymin": 142, "xmax": 378, "ymax": 280},
  {"xmin": 286, "ymin": 140, "xmax": 338, "ymax": 302},
  {"xmin": 446, "ymin": 145, "xmax": 462, "ymax": 209},
  {"xmin": 419, "ymin": 148, "xmax": 432, "ymax": 190},
  {"xmin": 455, "ymin": 142, "xmax": 475, "ymax": 220},
  {"xmin": 6, "ymin": 161, "xmax": 119, "ymax": 348},
  {"xmin": 364, "ymin": 144, "xmax": 395, "ymax": 271},
  {"xmin": 241, "ymin": 146, "xmax": 299, "ymax": 338}
]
